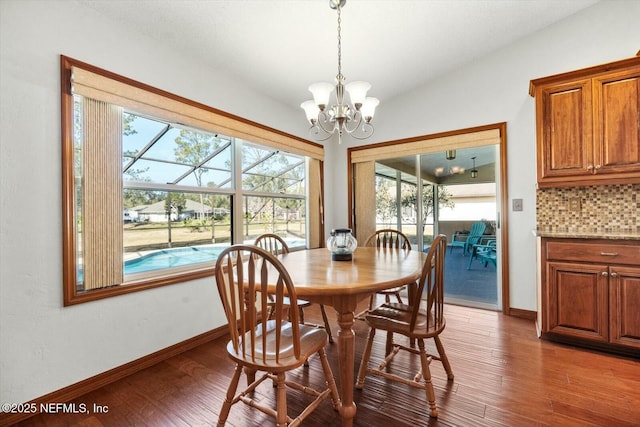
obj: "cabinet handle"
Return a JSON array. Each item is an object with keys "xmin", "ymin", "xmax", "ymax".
[
  {"xmin": 601, "ymin": 271, "xmax": 609, "ymax": 277},
  {"xmin": 600, "ymin": 252, "xmax": 619, "ymax": 256},
  {"xmin": 594, "ymin": 164, "xmax": 601, "ymax": 173},
  {"xmin": 610, "ymin": 272, "xmax": 618, "ymax": 278},
  {"xmin": 586, "ymin": 165, "xmax": 594, "ymax": 171}
]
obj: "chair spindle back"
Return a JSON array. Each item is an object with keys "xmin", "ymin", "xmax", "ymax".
[
  {"xmin": 365, "ymin": 229, "xmax": 412, "ymax": 250},
  {"xmin": 215, "ymin": 245, "xmax": 301, "ymax": 364},
  {"xmin": 412, "ymin": 234, "xmax": 447, "ymax": 332},
  {"xmin": 254, "ymin": 233, "xmax": 290, "ymax": 255}
]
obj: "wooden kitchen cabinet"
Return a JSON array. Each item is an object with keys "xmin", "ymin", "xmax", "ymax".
[
  {"xmin": 541, "ymin": 238, "xmax": 640, "ymax": 355},
  {"xmin": 531, "ymin": 55, "xmax": 640, "ymax": 188},
  {"xmin": 546, "ymin": 260, "xmax": 608, "ymax": 343},
  {"xmin": 609, "ymin": 266, "xmax": 640, "ymax": 350}
]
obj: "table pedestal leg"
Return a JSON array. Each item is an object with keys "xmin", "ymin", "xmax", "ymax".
[{"xmin": 335, "ymin": 307, "xmax": 356, "ymax": 427}]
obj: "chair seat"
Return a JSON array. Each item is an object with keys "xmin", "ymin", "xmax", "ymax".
[
  {"xmin": 227, "ymin": 321, "xmax": 328, "ymax": 371},
  {"xmin": 365, "ymin": 302, "xmax": 446, "ymax": 338}
]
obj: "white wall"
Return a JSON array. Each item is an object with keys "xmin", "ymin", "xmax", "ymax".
[
  {"xmin": 323, "ymin": 0, "xmax": 640, "ymax": 312},
  {"xmin": 0, "ymin": 0, "xmax": 308, "ymax": 406},
  {"xmin": 1, "ymin": 0, "xmax": 639, "ymax": 407}
]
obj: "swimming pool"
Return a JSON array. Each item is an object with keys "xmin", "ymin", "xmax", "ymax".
[
  {"xmin": 124, "ymin": 246, "xmax": 226, "ymax": 274},
  {"xmin": 124, "ymin": 239, "xmax": 305, "ymax": 275}
]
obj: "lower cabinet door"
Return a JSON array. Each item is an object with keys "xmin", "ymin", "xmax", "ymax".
[
  {"xmin": 547, "ymin": 261, "xmax": 609, "ymax": 342},
  {"xmin": 609, "ymin": 266, "xmax": 640, "ymax": 351}
]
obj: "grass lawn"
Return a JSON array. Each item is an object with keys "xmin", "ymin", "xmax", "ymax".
[{"xmin": 123, "ymin": 221, "xmax": 304, "ymax": 252}]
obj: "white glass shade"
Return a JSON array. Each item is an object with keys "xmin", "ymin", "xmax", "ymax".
[
  {"xmin": 300, "ymin": 100, "xmax": 320, "ymax": 123},
  {"xmin": 345, "ymin": 81, "xmax": 371, "ymax": 107},
  {"xmin": 308, "ymin": 82, "xmax": 334, "ymax": 109},
  {"xmin": 360, "ymin": 97, "xmax": 379, "ymax": 121}
]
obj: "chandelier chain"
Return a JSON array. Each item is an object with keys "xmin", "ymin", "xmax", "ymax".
[{"xmin": 336, "ymin": 4, "xmax": 342, "ymax": 80}]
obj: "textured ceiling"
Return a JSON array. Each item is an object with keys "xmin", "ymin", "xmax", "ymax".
[
  {"xmin": 77, "ymin": 0, "xmax": 600, "ymax": 110},
  {"xmin": 77, "ymin": 0, "xmax": 600, "ymax": 176}
]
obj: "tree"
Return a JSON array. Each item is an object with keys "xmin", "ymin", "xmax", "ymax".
[
  {"xmin": 241, "ymin": 146, "xmax": 304, "ymax": 232},
  {"xmin": 164, "ymin": 192, "xmax": 187, "ymax": 221},
  {"xmin": 242, "ymin": 146, "xmax": 304, "ymax": 194},
  {"xmin": 374, "ymin": 176, "xmax": 456, "ymax": 227},
  {"xmin": 401, "ymin": 184, "xmax": 455, "ymax": 223},
  {"xmin": 375, "ymin": 177, "xmax": 397, "ymax": 226},
  {"xmin": 174, "ymin": 129, "xmax": 222, "ymax": 219},
  {"xmin": 164, "ymin": 192, "xmax": 186, "ymax": 248},
  {"xmin": 123, "ymin": 112, "xmax": 137, "ymax": 136},
  {"xmin": 123, "ymin": 189, "xmax": 163, "ymax": 209},
  {"xmin": 204, "ymin": 192, "xmax": 230, "ymax": 242}
]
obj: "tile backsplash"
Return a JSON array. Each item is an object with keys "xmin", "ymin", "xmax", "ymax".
[{"xmin": 536, "ymin": 184, "xmax": 640, "ymax": 234}]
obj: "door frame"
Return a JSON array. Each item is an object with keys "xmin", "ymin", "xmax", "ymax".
[{"xmin": 347, "ymin": 122, "xmax": 510, "ymax": 315}]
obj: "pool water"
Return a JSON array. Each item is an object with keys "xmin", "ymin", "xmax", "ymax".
[
  {"xmin": 124, "ymin": 246, "xmax": 226, "ymax": 274},
  {"xmin": 123, "ymin": 239, "xmax": 305, "ymax": 275}
]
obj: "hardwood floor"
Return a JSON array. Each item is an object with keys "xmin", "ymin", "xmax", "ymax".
[{"xmin": 13, "ymin": 302, "xmax": 640, "ymax": 427}]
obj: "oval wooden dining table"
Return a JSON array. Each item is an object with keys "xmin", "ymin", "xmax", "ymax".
[{"xmin": 274, "ymin": 246, "xmax": 426, "ymax": 427}]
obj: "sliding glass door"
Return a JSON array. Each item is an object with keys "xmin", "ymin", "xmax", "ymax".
[{"xmin": 361, "ymin": 142, "xmax": 503, "ymax": 310}]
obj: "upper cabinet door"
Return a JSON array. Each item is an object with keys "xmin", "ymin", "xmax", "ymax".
[
  {"xmin": 531, "ymin": 55, "xmax": 640, "ymax": 188},
  {"xmin": 537, "ymin": 79, "xmax": 593, "ymax": 180},
  {"xmin": 593, "ymin": 68, "xmax": 640, "ymax": 175}
]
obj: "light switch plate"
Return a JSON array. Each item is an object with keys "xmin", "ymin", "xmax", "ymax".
[{"xmin": 512, "ymin": 198, "xmax": 523, "ymax": 211}]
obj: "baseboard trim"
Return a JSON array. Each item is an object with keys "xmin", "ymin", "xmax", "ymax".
[
  {"xmin": 508, "ymin": 307, "xmax": 537, "ymax": 321},
  {"xmin": 0, "ymin": 326, "xmax": 227, "ymax": 426}
]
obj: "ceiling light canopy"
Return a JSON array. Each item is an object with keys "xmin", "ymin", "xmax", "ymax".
[{"xmin": 301, "ymin": 0, "xmax": 379, "ymax": 144}]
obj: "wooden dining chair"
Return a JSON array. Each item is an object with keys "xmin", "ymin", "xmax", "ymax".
[
  {"xmin": 254, "ymin": 234, "xmax": 333, "ymax": 343},
  {"xmin": 362, "ymin": 229, "xmax": 413, "ymax": 310},
  {"xmin": 214, "ymin": 244, "xmax": 340, "ymax": 427},
  {"xmin": 356, "ymin": 234, "xmax": 454, "ymax": 419}
]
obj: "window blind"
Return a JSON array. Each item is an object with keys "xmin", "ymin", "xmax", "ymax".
[
  {"xmin": 82, "ymin": 98, "xmax": 124, "ymax": 289},
  {"xmin": 70, "ymin": 64, "xmax": 324, "ymax": 161},
  {"xmin": 350, "ymin": 129, "xmax": 501, "ymax": 164}
]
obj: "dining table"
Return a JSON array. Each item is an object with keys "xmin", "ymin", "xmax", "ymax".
[{"xmin": 274, "ymin": 246, "xmax": 426, "ymax": 427}]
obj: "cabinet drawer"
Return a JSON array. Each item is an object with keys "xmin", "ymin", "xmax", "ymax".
[{"xmin": 546, "ymin": 241, "xmax": 640, "ymax": 265}]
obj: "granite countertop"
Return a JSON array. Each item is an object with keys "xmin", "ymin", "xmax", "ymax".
[{"xmin": 533, "ymin": 229, "xmax": 640, "ymax": 240}]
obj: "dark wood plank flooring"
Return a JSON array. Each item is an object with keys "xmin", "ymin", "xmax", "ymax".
[{"xmin": 14, "ymin": 302, "xmax": 640, "ymax": 426}]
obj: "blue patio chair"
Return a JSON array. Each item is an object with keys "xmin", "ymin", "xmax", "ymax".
[
  {"xmin": 449, "ymin": 221, "xmax": 486, "ymax": 255},
  {"xmin": 467, "ymin": 239, "xmax": 497, "ymax": 270}
]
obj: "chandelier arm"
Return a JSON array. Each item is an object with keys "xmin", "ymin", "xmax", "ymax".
[
  {"xmin": 309, "ymin": 124, "xmax": 334, "ymax": 141},
  {"xmin": 346, "ymin": 122, "xmax": 374, "ymax": 140},
  {"xmin": 315, "ymin": 111, "xmax": 337, "ymax": 134},
  {"xmin": 341, "ymin": 111, "xmax": 374, "ymax": 139},
  {"xmin": 342, "ymin": 110, "xmax": 362, "ymax": 134}
]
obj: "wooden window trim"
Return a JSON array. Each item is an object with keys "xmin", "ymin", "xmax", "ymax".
[{"xmin": 61, "ymin": 55, "xmax": 323, "ymax": 306}]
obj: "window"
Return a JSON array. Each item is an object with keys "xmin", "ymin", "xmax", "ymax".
[
  {"xmin": 62, "ymin": 56, "xmax": 324, "ymax": 305},
  {"xmin": 373, "ymin": 163, "xmax": 437, "ymax": 247},
  {"xmin": 241, "ymin": 142, "xmax": 306, "ymax": 248}
]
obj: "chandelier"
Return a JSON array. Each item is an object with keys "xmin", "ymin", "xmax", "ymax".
[{"xmin": 300, "ymin": 0, "xmax": 379, "ymax": 144}]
